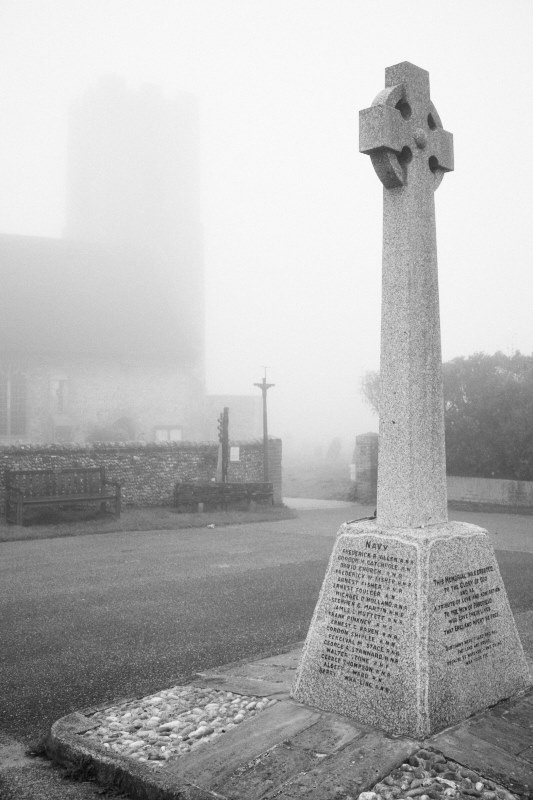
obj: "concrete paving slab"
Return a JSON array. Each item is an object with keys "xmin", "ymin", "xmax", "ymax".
[
  {"xmin": 47, "ymin": 644, "xmax": 533, "ymax": 800},
  {"xmin": 273, "ymin": 730, "xmax": 419, "ymax": 799},
  {"xmin": 248, "ymin": 648, "xmax": 303, "ymax": 670},
  {"xmin": 210, "ymin": 741, "xmax": 318, "ymax": 800},
  {"xmin": 199, "ymin": 660, "xmax": 294, "ymax": 684},
  {"xmin": 519, "ymin": 746, "xmax": 533, "ymax": 765},
  {"xmin": 488, "ymin": 694, "xmax": 533, "ymax": 731},
  {"xmin": 289, "ymin": 712, "xmax": 366, "ymax": 754},
  {"xmin": 46, "ymin": 645, "xmax": 418, "ymax": 799},
  {"xmin": 468, "ymin": 714, "xmax": 533, "ymax": 755},
  {"xmin": 167, "ymin": 701, "xmax": 320, "ymax": 790},
  {"xmin": 429, "ymin": 725, "xmax": 533, "ymax": 797},
  {"xmin": 190, "ymin": 674, "xmax": 291, "ymax": 698},
  {"xmin": 0, "ymin": 731, "xmax": 112, "ymax": 800}
]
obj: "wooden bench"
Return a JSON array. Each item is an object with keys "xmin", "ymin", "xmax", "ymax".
[
  {"xmin": 5, "ymin": 467, "xmax": 121, "ymax": 525},
  {"xmin": 174, "ymin": 481, "xmax": 274, "ymax": 512}
]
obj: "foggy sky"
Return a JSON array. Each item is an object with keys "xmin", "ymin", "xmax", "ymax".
[{"xmin": 1, "ymin": 0, "xmax": 532, "ymax": 455}]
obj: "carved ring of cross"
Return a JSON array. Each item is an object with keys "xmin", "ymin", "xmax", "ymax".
[{"xmin": 360, "ymin": 84, "xmax": 454, "ymax": 191}]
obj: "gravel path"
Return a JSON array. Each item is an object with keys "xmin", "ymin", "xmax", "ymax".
[
  {"xmin": 81, "ymin": 685, "xmax": 276, "ymax": 767},
  {"xmin": 360, "ymin": 748, "xmax": 519, "ymax": 800}
]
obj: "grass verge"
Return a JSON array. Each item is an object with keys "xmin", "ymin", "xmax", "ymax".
[{"xmin": 0, "ymin": 504, "xmax": 298, "ymax": 543}]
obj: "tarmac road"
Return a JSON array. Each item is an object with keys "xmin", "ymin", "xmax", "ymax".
[{"xmin": 1, "ymin": 503, "xmax": 532, "ymax": 751}]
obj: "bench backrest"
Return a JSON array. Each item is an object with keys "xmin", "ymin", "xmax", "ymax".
[
  {"xmin": 6, "ymin": 468, "xmax": 105, "ymax": 498},
  {"xmin": 174, "ymin": 481, "xmax": 273, "ymax": 501}
]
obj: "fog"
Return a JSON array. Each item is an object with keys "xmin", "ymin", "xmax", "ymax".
[{"xmin": 1, "ymin": 0, "xmax": 532, "ymax": 459}]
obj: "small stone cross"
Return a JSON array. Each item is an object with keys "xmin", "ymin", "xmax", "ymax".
[{"xmin": 359, "ymin": 62, "xmax": 454, "ymax": 528}]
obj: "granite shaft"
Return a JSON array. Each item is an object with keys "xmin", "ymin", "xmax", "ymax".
[{"xmin": 377, "ymin": 170, "xmax": 448, "ymax": 528}]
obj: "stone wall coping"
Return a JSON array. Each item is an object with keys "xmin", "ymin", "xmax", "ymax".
[{"xmin": 0, "ymin": 438, "xmax": 281, "ymax": 456}]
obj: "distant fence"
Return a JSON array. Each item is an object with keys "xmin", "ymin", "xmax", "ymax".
[
  {"xmin": 352, "ymin": 468, "xmax": 533, "ymax": 511},
  {"xmin": 447, "ymin": 475, "xmax": 533, "ymax": 511},
  {"xmin": 0, "ymin": 439, "xmax": 283, "ymax": 509}
]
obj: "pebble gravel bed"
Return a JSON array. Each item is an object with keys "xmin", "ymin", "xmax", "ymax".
[
  {"xmin": 80, "ymin": 685, "xmax": 276, "ymax": 767},
  {"xmin": 80, "ymin": 698, "xmax": 520, "ymax": 798},
  {"xmin": 357, "ymin": 748, "xmax": 519, "ymax": 800}
]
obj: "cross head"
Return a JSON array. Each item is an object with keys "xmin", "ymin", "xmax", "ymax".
[{"xmin": 359, "ymin": 62, "xmax": 453, "ymax": 190}]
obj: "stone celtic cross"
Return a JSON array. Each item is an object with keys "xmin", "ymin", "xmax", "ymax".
[
  {"xmin": 359, "ymin": 62, "xmax": 454, "ymax": 528},
  {"xmin": 293, "ymin": 62, "xmax": 529, "ymax": 741}
]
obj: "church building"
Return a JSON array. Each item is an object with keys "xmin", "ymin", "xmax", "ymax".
[{"xmin": 0, "ymin": 78, "xmax": 206, "ymax": 444}]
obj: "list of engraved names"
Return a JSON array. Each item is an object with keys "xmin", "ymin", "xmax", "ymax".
[{"xmin": 319, "ymin": 539, "xmax": 415, "ymax": 693}]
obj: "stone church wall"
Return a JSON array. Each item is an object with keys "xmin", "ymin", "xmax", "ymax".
[{"xmin": 1, "ymin": 354, "xmax": 205, "ymax": 445}]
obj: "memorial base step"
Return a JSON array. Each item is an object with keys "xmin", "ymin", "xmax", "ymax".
[{"xmin": 291, "ymin": 519, "xmax": 531, "ymax": 738}]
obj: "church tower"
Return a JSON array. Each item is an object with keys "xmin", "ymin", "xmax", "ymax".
[{"xmin": 65, "ymin": 76, "xmax": 204, "ymax": 370}]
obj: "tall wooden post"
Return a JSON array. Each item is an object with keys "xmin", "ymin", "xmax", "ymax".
[
  {"xmin": 254, "ymin": 371, "xmax": 274, "ymax": 482},
  {"xmin": 216, "ymin": 407, "xmax": 229, "ymax": 483}
]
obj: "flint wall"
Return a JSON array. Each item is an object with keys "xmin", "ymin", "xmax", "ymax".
[{"xmin": 0, "ymin": 439, "xmax": 283, "ymax": 508}]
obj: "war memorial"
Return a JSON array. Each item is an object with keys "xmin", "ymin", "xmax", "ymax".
[{"xmin": 292, "ymin": 61, "xmax": 530, "ymax": 737}]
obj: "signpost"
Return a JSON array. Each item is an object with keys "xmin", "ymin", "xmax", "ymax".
[{"xmin": 254, "ymin": 369, "xmax": 274, "ymax": 482}]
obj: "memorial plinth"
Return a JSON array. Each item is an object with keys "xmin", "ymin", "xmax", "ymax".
[
  {"xmin": 292, "ymin": 62, "xmax": 531, "ymax": 737},
  {"xmin": 292, "ymin": 520, "xmax": 529, "ymax": 737}
]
